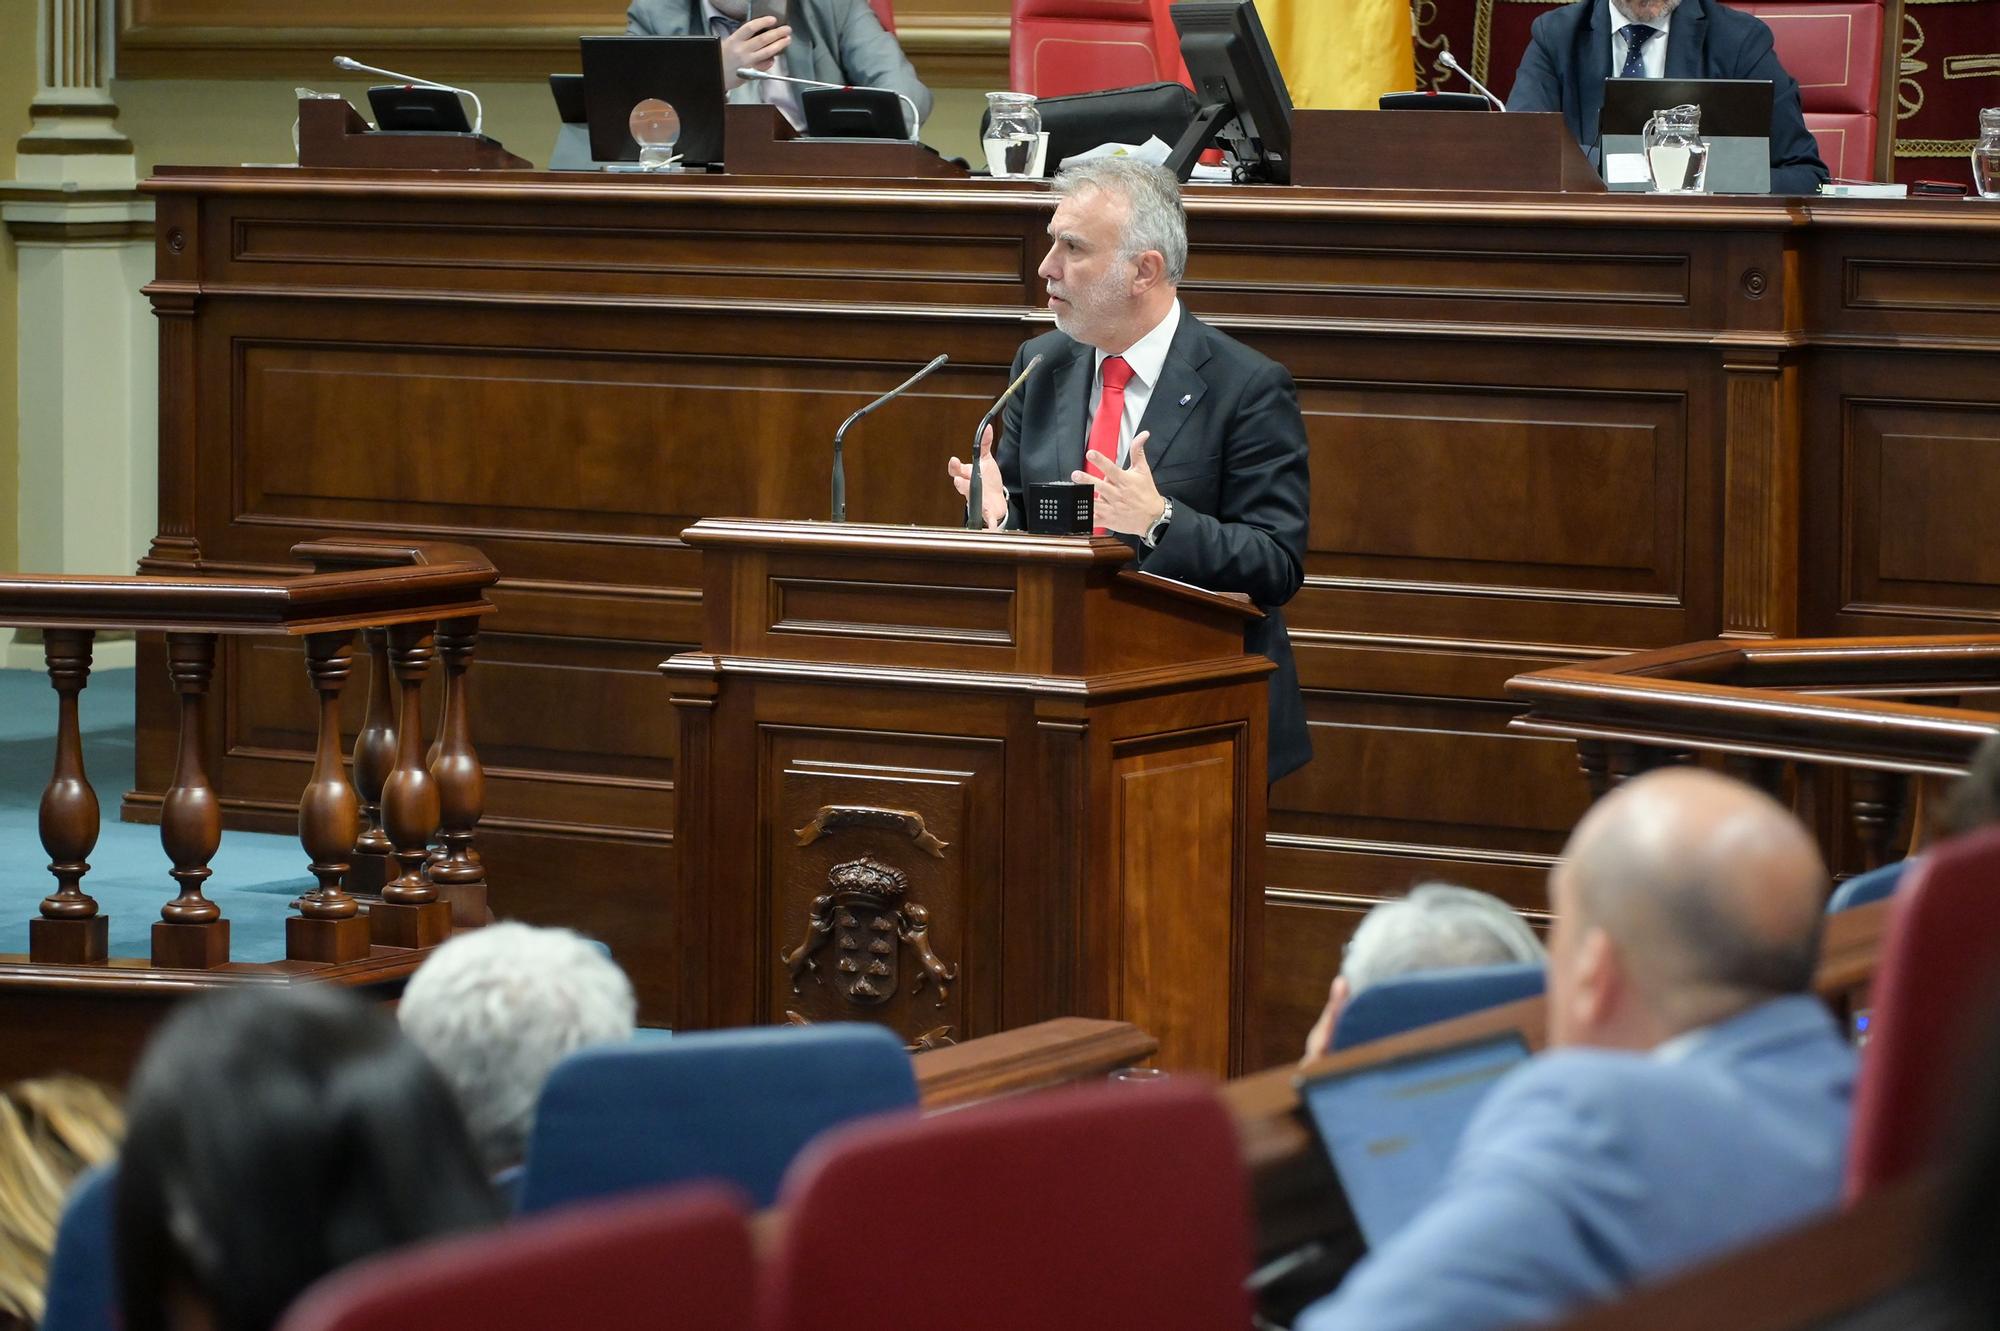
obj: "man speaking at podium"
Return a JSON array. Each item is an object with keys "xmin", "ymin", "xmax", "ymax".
[
  {"xmin": 948, "ymin": 159, "xmax": 1313, "ymax": 783},
  {"xmin": 1505, "ymin": 0, "xmax": 1827, "ymax": 194},
  {"xmin": 626, "ymin": 0, "xmax": 932, "ymax": 132}
]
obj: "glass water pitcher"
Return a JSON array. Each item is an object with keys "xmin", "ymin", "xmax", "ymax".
[
  {"xmin": 983, "ymin": 92, "xmax": 1044, "ymax": 178},
  {"xmin": 1973, "ymin": 108, "xmax": 2000, "ymax": 199},
  {"xmin": 1643, "ymin": 103, "xmax": 1710, "ymax": 194}
]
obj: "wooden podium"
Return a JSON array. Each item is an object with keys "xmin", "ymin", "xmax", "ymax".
[{"xmin": 663, "ymin": 520, "xmax": 1271, "ymax": 1076}]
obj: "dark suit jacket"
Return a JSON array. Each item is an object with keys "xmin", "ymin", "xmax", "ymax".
[
  {"xmin": 997, "ymin": 313, "xmax": 1312, "ymax": 783},
  {"xmin": 1505, "ymin": 0, "xmax": 1828, "ymax": 195},
  {"xmin": 625, "ymin": 0, "xmax": 933, "ymax": 130}
]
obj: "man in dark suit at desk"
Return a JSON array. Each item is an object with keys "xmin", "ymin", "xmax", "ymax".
[
  {"xmin": 947, "ymin": 159, "xmax": 1313, "ymax": 783},
  {"xmin": 1506, "ymin": 0, "xmax": 1828, "ymax": 194},
  {"xmin": 626, "ymin": 0, "xmax": 932, "ymax": 134}
]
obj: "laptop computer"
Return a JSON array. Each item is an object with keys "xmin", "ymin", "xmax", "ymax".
[
  {"xmin": 1599, "ymin": 77, "xmax": 1774, "ymax": 193},
  {"xmin": 1297, "ymin": 1031, "xmax": 1531, "ymax": 1249},
  {"xmin": 579, "ymin": 35, "xmax": 727, "ymax": 169}
]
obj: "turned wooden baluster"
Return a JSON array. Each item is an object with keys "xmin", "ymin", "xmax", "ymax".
[
  {"xmin": 1606, "ymin": 742, "xmax": 1648, "ymax": 786},
  {"xmin": 380, "ymin": 622, "xmax": 442, "ymax": 906},
  {"xmin": 1575, "ymin": 740, "xmax": 1611, "ymax": 800},
  {"xmin": 155, "ymin": 632, "xmax": 228, "ymax": 968},
  {"xmin": 289, "ymin": 632, "xmax": 372, "ymax": 963},
  {"xmin": 427, "ymin": 615, "xmax": 490, "ymax": 925},
  {"xmin": 32, "ymin": 629, "xmax": 107, "ymax": 964},
  {"xmin": 1848, "ymin": 769, "xmax": 1908, "ymax": 870},
  {"xmin": 351, "ymin": 628, "xmax": 396, "ymax": 862},
  {"xmin": 1723, "ymin": 752, "xmax": 1788, "ymax": 799}
]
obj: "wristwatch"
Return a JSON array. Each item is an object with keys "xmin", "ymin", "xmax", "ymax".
[{"xmin": 1141, "ymin": 497, "xmax": 1175, "ymax": 550}]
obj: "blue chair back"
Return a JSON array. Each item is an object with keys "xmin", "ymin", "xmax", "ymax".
[
  {"xmin": 1828, "ymin": 859, "xmax": 1908, "ymax": 913},
  {"xmin": 41, "ymin": 1163, "xmax": 118, "ymax": 1331},
  {"xmin": 518, "ymin": 1023, "xmax": 917, "ymax": 1213},
  {"xmin": 1331, "ymin": 962, "xmax": 1547, "ymax": 1052}
]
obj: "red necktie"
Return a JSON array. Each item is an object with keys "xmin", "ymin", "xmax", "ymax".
[{"xmin": 1086, "ymin": 355, "xmax": 1133, "ymax": 535}]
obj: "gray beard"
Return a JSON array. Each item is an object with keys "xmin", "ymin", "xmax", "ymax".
[{"xmin": 1611, "ymin": 0, "xmax": 1681, "ymax": 23}]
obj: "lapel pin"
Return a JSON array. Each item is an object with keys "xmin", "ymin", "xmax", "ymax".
[{"xmin": 1179, "ymin": 393, "xmax": 1193, "ymax": 406}]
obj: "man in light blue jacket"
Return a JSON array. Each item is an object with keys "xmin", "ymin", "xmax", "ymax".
[{"xmin": 1299, "ymin": 767, "xmax": 1855, "ymax": 1330}]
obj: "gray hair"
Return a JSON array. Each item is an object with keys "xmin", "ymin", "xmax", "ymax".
[
  {"xmin": 1341, "ymin": 883, "xmax": 1546, "ymax": 994},
  {"xmin": 398, "ymin": 922, "xmax": 637, "ymax": 1173},
  {"xmin": 1051, "ymin": 157, "xmax": 1188, "ymax": 285}
]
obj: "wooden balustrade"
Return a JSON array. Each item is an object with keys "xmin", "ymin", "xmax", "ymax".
[
  {"xmin": 1508, "ymin": 635, "xmax": 2000, "ymax": 874},
  {"xmin": 0, "ymin": 539, "xmax": 497, "ymax": 971}
]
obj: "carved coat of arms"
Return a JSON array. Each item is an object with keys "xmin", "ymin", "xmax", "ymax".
[{"xmin": 782, "ymin": 856, "xmax": 957, "ymax": 1009}]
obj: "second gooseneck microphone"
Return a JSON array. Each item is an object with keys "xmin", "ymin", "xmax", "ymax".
[
  {"xmin": 965, "ymin": 355, "xmax": 1044, "ymax": 531},
  {"xmin": 333, "ymin": 56, "xmax": 485, "ymax": 135},
  {"xmin": 831, "ymin": 354, "xmax": 948, "ymax": 522},
  {"xmin": 1438, "ymin": 51, "xmax": 1507, "ymax": 112}
]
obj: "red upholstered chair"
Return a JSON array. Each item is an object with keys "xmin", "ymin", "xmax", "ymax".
[
  {"xmin": 1011, "ymin": 0, "xmax": 1176, "ymax": 97},
  {"xmin": 867, "ymin": 0, "xmax": 896, "ymax": 36},
  {"xmin": 275, "ymin": 1186, "xmax": 754, "ymax": 1331},
  {"xmin": 1728, "ymin": 0, "xmax": 1899, "ymax": 180},
  {"xmin": 763, "ymin": 1081, "xmax": 1255, "ymax": 1331},
  {"xmin": 1845, "ymin": 825, "xmax": 2000, "ymax": 1202}
]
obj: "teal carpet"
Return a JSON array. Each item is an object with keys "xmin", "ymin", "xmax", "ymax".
[{"xmin": 0, "ymin": 668, "xmax": 305, "ymax": 962}]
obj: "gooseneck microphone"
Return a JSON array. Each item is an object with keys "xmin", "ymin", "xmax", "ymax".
[
  {"xmin": 1438, "ymin": 50, "xmax": 1506, "ymax": 112},
  {"xmin": 965, "ymin": 355, "xmax": 1044, "ymax": 532},
  {"xmin": 333, "ymin": 56, "xmax": 485, "ymax": 136},
  {"xmin": 830, "ymin": 353, "xmax": 948, "ymax": 522},
  {"xmin": 734, "ymin": 67, "xmax": 921, "ymax": 141}
]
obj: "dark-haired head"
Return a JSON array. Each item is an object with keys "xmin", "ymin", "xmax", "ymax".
[{"xmin": 116, "ymin": 985, "xmax": 503, "ymax": 1331}]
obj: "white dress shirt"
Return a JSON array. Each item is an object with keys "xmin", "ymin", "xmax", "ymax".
[
  {"xmin": 704, "ymin": 0, "xmax": 806, "ymax": 128},
  {"xmin": 1086, "ymin": 299, "xmax": 1182, "ymax": 467},
  {"xmin": 1608, "ymin": 3, "xmax": 1671, "ymax": 79}
]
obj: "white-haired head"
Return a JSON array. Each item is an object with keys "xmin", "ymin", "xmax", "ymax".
[
  {"xmin": 398, "ymin": 922, "xmax": 636, "ymax": 1173},
  {"xmin": 1051, "ymin": 157, "xmax": 1189, "ymax": 285},
  {"xmin": 1340, "ymin": 883, "xmax": 1545, "ymax": 994}
]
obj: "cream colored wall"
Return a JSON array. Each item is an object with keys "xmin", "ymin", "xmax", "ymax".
[{"xmin": 0, "ymin": 3, "xmax": 36, "ymax": 576}]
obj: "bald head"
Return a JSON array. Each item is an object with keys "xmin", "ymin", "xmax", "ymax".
[{"xmin": 1550, "ymin": 767, "xmax": 1827, "ymax": 1044}]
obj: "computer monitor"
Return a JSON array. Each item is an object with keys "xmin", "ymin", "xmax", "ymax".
[
  {"xmin": 578, "ymin": 35, "xmax": 726, "ymax": 168},
  {"xmin": 1166, "ymin": 0, "xmax": 1295, "ymax": 184}
]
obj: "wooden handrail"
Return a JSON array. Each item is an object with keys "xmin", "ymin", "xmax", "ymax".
[
  {"xmin": 1508, "ymin": 634, "xmax": 2000, "ymax": 875},
  {"xmin": 0, "ymin": 539, "xmax": 495, "ymax": 633},
  {"xmin": 4, "ymin": 539, "xmax": 498, "ymax": 972},
  {"xmin": 913, "ymin": 1018, "xmax": 1159, "ymax": 1110},
  {"xmin": 1508, "ymin": 634, "xmax": 2000, "ymax": 778}
]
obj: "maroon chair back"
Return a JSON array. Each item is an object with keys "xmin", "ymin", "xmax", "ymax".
[
  {"xmin": 867, "ymin": 0, "xmax": 896, "ymax": 36},
  {"xmin": 1010, "ymin": 0, "xmax": 1171, "ymax": 97},
  {"xmin": 763, "ymin": 1081, "xmax": 1254, "ymax": 1330},
  {"xmin": 275, "ymin": 1186, "xmax": 754, "ymax": 1331},
  {"xmin": 1846, "ymin": 825, "xmax": 2000, "ymax": 1201},
  {"xmin": 1729, "ymin": 0, "xmax": 1893, "ymax": 180}
]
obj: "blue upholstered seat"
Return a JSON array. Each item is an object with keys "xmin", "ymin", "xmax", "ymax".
[
  {"xmin": 1827, "ymin": 859, "xmax": 1909, "ymax": 913},
  {"xmin": 517, "ymin": 1023, "xmax": 917, "ymax": 1213},
  {"xmin": 40, "ymin": 1164, "xmax": 118, "ymax": 1331},
  {"xmin": 1331, "ymin": 963, "xmax": 1548, "ymax": 1052}
]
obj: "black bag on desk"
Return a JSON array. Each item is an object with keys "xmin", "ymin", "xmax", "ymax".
[{"xmin": 978, "ymin": 82, "xmax": 1199, "ymax": 177}]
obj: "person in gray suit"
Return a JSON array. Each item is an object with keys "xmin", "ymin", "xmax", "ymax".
[{"xmin": 625, "ymin": 0, "xmax": 932, "ymax": 134}]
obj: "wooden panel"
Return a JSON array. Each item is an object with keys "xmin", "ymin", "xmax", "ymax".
[
  {"xmin": 771, "ymin": 577, "xmax": 1014, "ymax": 646},
  {"xmin": 1308, "ymin": 386, "xmax": 1680, "ymax": 589},
  {"xmin": 1809, "ymin": 351, "xmax": 2000, "ymax": 631},
  {"xmin": 1844, "ymin": 258, "xmax": 2000, "ymax": 315},
  {"xmin": 228, "ymin": 214, "xmax": 1033, "ymax": 301},
  {"xmin": 1114, "ymin": 735, "xmax": 1239, "ymax": 1077}
]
